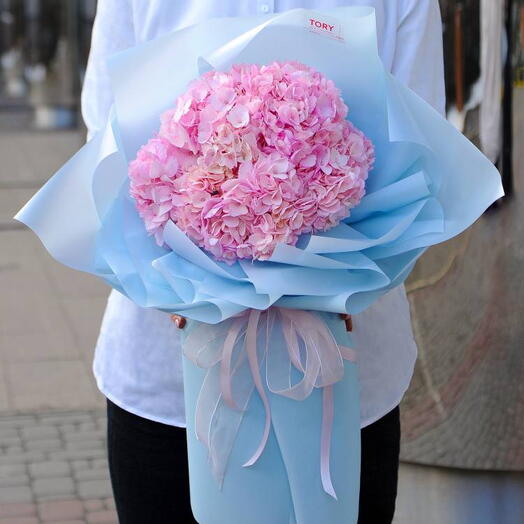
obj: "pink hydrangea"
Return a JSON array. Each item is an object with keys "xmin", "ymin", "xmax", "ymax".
[{"xmin": 129, "ymin": 61, "xmax": 375, "ymax": 263}]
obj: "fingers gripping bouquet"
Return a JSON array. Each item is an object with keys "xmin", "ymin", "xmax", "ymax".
[{"xmin": 16, "ymin": 8, "xmax": 503, "ymax": 524}]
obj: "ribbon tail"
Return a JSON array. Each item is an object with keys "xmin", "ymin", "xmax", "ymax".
[
  {"xmin": 243, "ymin": 309, "xmax": 272, "ymax": 468},
  {"xmin": 193, "ymin": 365, "xmax": 225, "ymax": 482},
  {"xmin": 321, "ymin": 385, "xmax": 337, "ymax": 500},
  {"xmin": 220, "ymin": 317, "xmax": 247, "ymax": 410},
  {"xmin": 187, "ymin": 317, "xmax": 254, "ymax": 488}
]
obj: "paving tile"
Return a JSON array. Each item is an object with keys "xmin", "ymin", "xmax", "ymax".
[
  {"xmin": 71, "ymin": 460, "xmax": 89, "ymax": 472},
  {"xmin": 50, "ymin": 448, "xmax": 107, "ymax": 462},
  {"xmin": 0, "ymin": 475, "xmax": 30, "ymax": 488},
  {"xmin": 25, "ymin": 438, "xmax": 62, "ymax": 452},
  {"xmin": 0, "ymin": 435, "xmax": 21, "ymax": 447},
  {"xmin": 0, "ymin": 464, "xmax": 26, "ymax": 478},
  {"xmin": 1, "ymin": 131, "xmax": 123, "ymax": 518},
  {"xmin": 86, "ymin": 508, "xmax": 118, "ymax": 523},
  {"xmin": 0, "ymin": 416, "xmax": 37, "ymax": 429},
  {"xmin": 0, "ymin": 501, "xmax": 36, "ymax": 518},
  {"xmin": 1, "ymin": 451, "xmax": 45, "ymax": 465},
  {"xmin": 0, "ymin": 485, "xmax": 33, "ymax": 503},
  {"xmin": 5, "ymin": 445, "xmax": 24, "ymax": 455},
  {"xmin": 36, "ymin": 492, "xmax": 79, "ymax": 503},
  {"xmin": 0, "ymin": 405, "xmax": 114, "ymax": 517},
  {"xmin": 59, "ymin": 423, "xmax": 77, "ymax": 434},
  {"xmin": 78, "ymin": 479, "xmax": 113, "ymax": 500},
  {"xmin": 6, "ymin": 361, "xmax": 99, "ymax": 411},
  {"xmin": 21, "ymin": 425, "xmax": 59, "ymax": 440},
  {"xmin": 83, "ymin": 498, "xmax": 104, "ymax": 511},
  {"xmin": 0, "ymin": 428, "xmax": 18, "ymax": 439},
  {"xmin": 65, "ymin": 439, "xmax": 104, "ymax": 452},
  {"xmin": 0, "ymin": 517, "xmax": 38, "ymax": 524},
  {"xmin": 74, "ymin": 468, "xmax": 109, "ymax": 482},
  {"xmin": 40, "ymin": 413, "xmax": 94, "ymax": 425},
  {"xmin": 63, "ymin": 429, "xmax": 105, "ymax": 442},
  {"xmin": 32, "ymin": 477, "xmax": 75, "ymax": 498},
  {"xmin": 29, "ymin": 461, "xmax": 70, "ymax": 479},
  {"xmin": 38, "ymin": 499, "xmax": 84, "ymax": 521}
]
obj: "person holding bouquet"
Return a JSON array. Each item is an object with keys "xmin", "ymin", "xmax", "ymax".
[{"xmin": 79, "ymin": 1, "xmax": 445, "ymax": 523}]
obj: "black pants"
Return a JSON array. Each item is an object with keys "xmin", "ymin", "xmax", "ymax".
[{"xmin": 107, "ymin": 398, "xmax": 400, "ymax": 524}]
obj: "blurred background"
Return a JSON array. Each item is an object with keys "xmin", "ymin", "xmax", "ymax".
[{"xmin": 0, "ymin": 1, "xmax": 522, "ymax": 523}]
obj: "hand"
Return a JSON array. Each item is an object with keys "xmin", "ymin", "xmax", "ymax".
[
  {"xmin": 171, "ymin": 314, "xmax": 187, "ymax": 329},
  {"xmin": 339, "ymin": 313, "xmax": 353, "ymax": 332}
]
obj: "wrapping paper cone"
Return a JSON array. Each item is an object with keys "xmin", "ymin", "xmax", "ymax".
[{"xmin": 182, "ymin": 312, "xmax": 361, "ymax": 524}]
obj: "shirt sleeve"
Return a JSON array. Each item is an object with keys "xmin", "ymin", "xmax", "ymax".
[
  {"xmin": 80, "ymin": 0, "xmax": 135, "ymax": 140},
  {"xmin": 392, "ymin": 0, "xmax": 446, "ymax": 116}
]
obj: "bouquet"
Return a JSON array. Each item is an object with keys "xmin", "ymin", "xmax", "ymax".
[{"xmin": 16, "ymin": 8, "xmax": 503, "ymax": 524}]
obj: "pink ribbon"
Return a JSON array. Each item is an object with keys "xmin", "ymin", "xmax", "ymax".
[{"xmin": 183, "ymin": 307, "xmax": 356, "ymax": 498}]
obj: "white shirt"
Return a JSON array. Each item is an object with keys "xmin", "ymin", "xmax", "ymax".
[{"xmin": 83, "ymin": 0, "xmax": 445, "ymax": 429}]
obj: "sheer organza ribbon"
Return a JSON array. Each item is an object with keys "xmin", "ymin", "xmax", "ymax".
[{"xmin": 183, "ymin": 308, "xmax": 356, "ymax": 499}]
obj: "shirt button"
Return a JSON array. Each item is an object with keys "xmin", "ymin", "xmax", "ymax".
[{"xmin": 260, "ymin": 4, "xmax": 270, "ymax": 13}]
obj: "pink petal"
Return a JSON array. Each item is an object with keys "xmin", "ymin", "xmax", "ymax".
[{"xmin": 227, "ymin": 104, "xmax": 250, "ymax": 128}]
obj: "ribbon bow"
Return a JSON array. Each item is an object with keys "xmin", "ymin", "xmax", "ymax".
[{"xmin": 183, "ymin": 307, "xmax": 356, "ymax": 499}]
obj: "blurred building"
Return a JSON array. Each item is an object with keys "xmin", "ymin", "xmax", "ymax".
[
  {"xmin": 399, "ymin": 3, "xmax": 524, "ymax": 522},
  {"xmin": 0, "ymin": 0, "xmax": 96, "ymax": 129}
]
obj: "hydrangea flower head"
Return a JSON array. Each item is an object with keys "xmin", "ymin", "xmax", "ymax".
[{"xmin": 129, "ymin": 61, "xmax": 375, "ymax": 262}]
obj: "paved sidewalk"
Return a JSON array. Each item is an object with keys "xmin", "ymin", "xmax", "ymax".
[
  {"xmin": 1, "ymin": 129, "xmax": 114, "ymax": 522},
  {"xmin": 0, "ymin": 130, "xmax": 107, "ymax": 414},
  {"xmin": 0, "ymin": 410, "xmax": 116, "ymax": 524}
]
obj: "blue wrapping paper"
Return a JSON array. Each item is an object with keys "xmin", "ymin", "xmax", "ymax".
[{"xmin": 14, "ymin": 7, "xmax": 503, "ymax": 524}]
